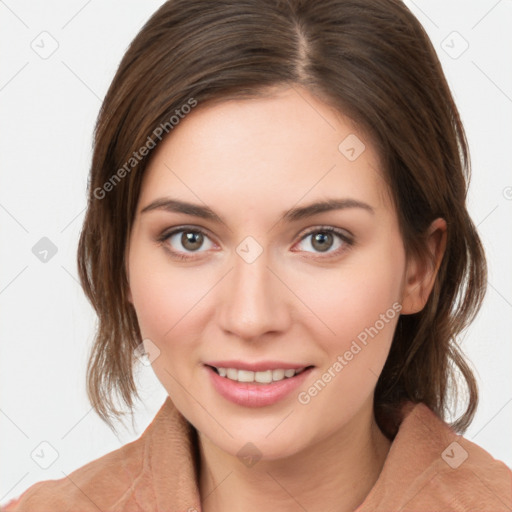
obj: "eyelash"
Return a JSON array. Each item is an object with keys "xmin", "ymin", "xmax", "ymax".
[{"xmin": 157, "ymin": 225, "xmax": 354, "ymax": 261}]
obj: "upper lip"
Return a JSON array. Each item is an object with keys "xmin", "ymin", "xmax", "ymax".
[{"xmin": 205, "ymin": 360, "xmax": 313, "ymax": 372}]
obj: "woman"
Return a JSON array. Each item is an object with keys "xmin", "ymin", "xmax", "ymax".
[{"xmin": 3, "ymin": 0, "xmax": 510, "ymax": 510}]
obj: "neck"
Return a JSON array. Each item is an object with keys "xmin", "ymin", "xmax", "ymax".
[{"xmin": 198, "ymin": 400, "xmax": 391, "ymax": 512}]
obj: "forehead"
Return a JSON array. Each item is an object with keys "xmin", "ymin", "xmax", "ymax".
[{"xmin": 138, "ymin": 86, "xmax": 391, "ymax": 217}]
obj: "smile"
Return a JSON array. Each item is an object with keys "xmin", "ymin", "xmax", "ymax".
[{"xmin": 204, "ymin": 362, "xmax": 314, "ymax": 407}]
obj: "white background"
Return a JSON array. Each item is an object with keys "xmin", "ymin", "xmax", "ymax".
[{"xmin": 1, "ymin": 0, "xmax": 511, "ymax": 503}]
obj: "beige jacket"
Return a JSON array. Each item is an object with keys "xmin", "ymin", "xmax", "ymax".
[{"xmin": 2, "ymin": 397, "xmax": 511, "ymax": 511}]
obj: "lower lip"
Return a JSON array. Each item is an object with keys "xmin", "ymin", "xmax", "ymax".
[{"xmin": 205, "ymin": 365, "xmax": 313, "ymax": 407}]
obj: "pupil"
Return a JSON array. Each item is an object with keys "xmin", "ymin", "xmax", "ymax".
[
  {"xmin": 312, "ymin": 232, "xmax": 333, "ymax": 252},
  {"xmin": 182, "ymin": 231, "xmax": 203, "ymax": 251}
]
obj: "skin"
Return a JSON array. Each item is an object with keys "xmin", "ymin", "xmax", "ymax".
[{"xmin": 126, "ymin": 85, "xmax": 446, "ymax": 512}]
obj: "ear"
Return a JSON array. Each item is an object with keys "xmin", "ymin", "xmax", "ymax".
[{"xmin": 401, "ymin": 217, "xmax": 447, "ymax": 315}]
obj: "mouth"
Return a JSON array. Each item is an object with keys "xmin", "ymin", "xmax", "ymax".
[{"xmin": 203, "ymin": 361, "xmax": 315, "ymax": 407}]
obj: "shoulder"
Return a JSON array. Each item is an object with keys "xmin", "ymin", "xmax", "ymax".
[
  {"xmin": 1, "ymin": 398, "xmax": 198, "ymax": 512},
  {"xmin": 431, "ymin": 430, "xmax": 512, "ymax": 511},
  {"xmin": 1, "ymin": 433, "xmax": 151, "ymax": 512},
  {"xmin": 362, "ymin": 401, "xmax": 512, "ymax": 511}
]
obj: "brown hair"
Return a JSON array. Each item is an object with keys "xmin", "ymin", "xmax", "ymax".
[{"xmin": 77, "ymin": 0, "xmax": 487, "ymax": 435}]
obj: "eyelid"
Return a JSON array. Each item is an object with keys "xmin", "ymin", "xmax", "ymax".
[
  {"xmin": 158, "ymin": 224, "xmax": 216, "ymax": 242},
  {"xmin": 297, "ymin": 224, "xmax": 354, "ymax": 242}
]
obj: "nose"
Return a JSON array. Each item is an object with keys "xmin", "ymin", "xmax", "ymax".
[{"xmin": 216, "ymin": 248, "xmax": 292, "ymax": 341}]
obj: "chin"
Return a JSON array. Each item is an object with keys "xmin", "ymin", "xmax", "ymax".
[{"xmin": 197, "ymin": 415, "xmax": 316, "ymax": 462}]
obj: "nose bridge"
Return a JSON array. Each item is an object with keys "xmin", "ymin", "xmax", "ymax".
[{"xmin": 217, "ymin": 242, "xmax": 289, "ymax": 339}]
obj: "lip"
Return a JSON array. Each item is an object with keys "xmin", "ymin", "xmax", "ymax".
[
  {"xmin": 204, "ymin": 364, "xmax": 314, "ymax": 407},
  {"xmin": 204, "ymin": 360, "xmax": 310, "ymax": 372}
]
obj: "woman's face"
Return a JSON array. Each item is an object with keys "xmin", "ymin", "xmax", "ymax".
[{"xmin": 127, "ymin": 86, "xmax": 428, "ymax": 460}]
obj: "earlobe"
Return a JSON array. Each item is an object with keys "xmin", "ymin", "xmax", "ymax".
[{"xmin": 401, "ymin": 218, "xmax": 447, "ymax": 315}]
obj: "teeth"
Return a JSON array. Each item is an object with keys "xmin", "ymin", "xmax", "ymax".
[
  {"xmin": 237, "ymin": 370, "xmax": 254, "ymax": 382},
  {"xmin": 255, "ymin": 370, "xmax": 272, "ymax": 384},
  {"xmin": 213, "ymin": 366, "xmax": 306, "ymax": 383},
  {"xmin": 272, "ymin": 369, "xmax": 285, "ymax": 381}
]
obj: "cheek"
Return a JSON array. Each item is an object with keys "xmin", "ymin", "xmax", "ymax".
[
  {"xmin": 293, "ymin": 242, "xmax": 405, "ymax": 419},
  {"xmin": 298, "ymin": 239, "xmax": 405, "ymax": 368},
  {"xmin": 309, "ymin": 270, "xmax": 399, "ymax": 323},
  {"xmin": 129, "ymin": 238, "xmax": 203, "ymax": 335},
  {"xmin": 129, "ymin": 264, "xmax": 201, "ymax": 404},
  {"xmin": 128, "ymin": 247, "xmax": 216, "ymax": 378},
  {"xmin": 130, "ymin": 270, "xmax": 178, "ymax": 339},
  {"xmin": 128, "ymin": 250, "xmax": 232, "ymax": 425}
]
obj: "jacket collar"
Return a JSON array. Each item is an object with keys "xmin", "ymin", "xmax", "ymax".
[{"xmin": 141, "ymin": 397, "xmax": 511, "ymax": 511}]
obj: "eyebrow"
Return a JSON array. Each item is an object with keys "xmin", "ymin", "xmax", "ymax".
[{"xmin": 140, "ymin": 197, "xmax": 374, "ymax": 223}]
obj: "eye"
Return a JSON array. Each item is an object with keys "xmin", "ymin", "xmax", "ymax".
[
  {"xmin": 294, "ymin": 226, "xmax": 353, "ymax": 256},
  {"xmin": 158, "ymin": 227, "xmax": 215, "ymax": 259}
]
